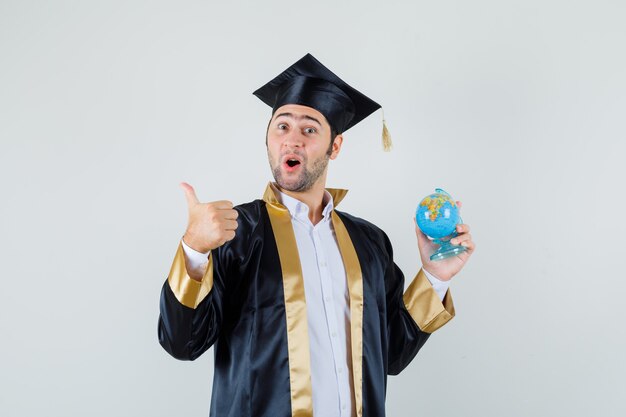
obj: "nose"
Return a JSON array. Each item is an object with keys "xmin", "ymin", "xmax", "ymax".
[{"xmin": 282, "ymin": 129, "xmax": 304, "ymax": 149}]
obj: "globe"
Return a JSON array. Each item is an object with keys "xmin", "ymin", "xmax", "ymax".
[{"xmin": 416, "ymin": 188, "xmax": 467, "ymax": 261}]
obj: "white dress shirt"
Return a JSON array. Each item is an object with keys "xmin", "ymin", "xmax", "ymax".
[{"xmin": 181, "ymin": 188, "xmax": 450, "ymax": 417}]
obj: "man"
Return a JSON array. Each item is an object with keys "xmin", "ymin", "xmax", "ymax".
[{"xmin": 158, "ymin": 53, "xmax": 475, "ymax": 417}]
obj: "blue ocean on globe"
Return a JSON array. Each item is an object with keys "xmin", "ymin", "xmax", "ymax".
[{"xmin": 415, "ymin": 194, "xmax": 460, "ymax": 239}]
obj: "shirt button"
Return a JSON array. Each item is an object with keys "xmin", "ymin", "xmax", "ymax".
[
  {"xmin": 324, "ymin": 296, "xmax": 331, "ymax": 303},
  {"xmin": 331, "ymin": 332, "xmax": 337, "ymax": 338},
  {"xmin": 337, "ymin": 368, "xmax": 343, "ymax": 374},
  {"xmin": 342, "ymin": 404, "xmax": 346, "ymax": 410}
]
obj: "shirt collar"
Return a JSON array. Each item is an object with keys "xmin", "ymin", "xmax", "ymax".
[
  {"xmin": 263, "ymin": 182, "xmax": 349, "ymax": 208},
  {"xmin": 270, "ymin": 183, "xmax": 335, "ymax": 223}
]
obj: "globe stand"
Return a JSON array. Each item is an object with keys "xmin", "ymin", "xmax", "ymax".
[{"xmin": 431, "ymin": 235, "xmax": 467, "ymax": 261}]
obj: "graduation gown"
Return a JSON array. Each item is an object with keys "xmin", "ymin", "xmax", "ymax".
[{"xmin": 158, "ymin": 184, "xmax": 455, "ymax": 417}]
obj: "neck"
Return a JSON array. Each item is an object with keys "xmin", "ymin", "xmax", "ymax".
[{"xmin": 276, "ymin": 181, "xmax": 327, "ymax": 225}]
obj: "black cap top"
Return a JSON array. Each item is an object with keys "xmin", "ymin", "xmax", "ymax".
[{"xmin": 253, "ymin": 53, "xmax": 381, "ymax": 134}]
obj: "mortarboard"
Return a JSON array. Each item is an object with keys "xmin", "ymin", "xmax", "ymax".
[{"xmin": 253, "ymin": 53, "xmax": 392, "ymax": 151}]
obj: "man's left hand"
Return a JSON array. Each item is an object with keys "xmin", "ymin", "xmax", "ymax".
[{"xmin": 415, "ymin": 201, "xmax": 475, "ymax": 282}]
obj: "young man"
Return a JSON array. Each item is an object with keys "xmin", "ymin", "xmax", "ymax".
[{"xmin": 158, "ymin": 53, "xmax": 475, "ymax": 417}]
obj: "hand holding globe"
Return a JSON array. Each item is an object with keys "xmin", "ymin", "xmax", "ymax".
[
  {"xmin": 416, "ymin": 189, "xmax": 466, "ymax": 261},
  {"xmin": 414, "ymin": 189, "xmax": 475, "ymax": 281}
]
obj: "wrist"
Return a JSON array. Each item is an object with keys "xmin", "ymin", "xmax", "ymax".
[
  {"xmin": 182, "ymin": 232, "xmax": 212, "ymax": 254},
  {"xmin": 423, "ymin": 265, "xmax": 453, "ymax": 282}
]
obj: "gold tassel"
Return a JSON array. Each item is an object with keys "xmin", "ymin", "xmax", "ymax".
[{"xmin": 382, "ymin": 110, "xmax": 392, "ymax": 152}]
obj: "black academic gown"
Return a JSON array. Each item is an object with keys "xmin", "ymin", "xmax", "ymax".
[{"xmin": 158, "ymin": 185, "xmax": 455, "ymax": 417}]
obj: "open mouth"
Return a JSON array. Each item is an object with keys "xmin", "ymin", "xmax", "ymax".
[{"xmin": 282, "ymin": 155, "xmax": 303, "ymax": 171}]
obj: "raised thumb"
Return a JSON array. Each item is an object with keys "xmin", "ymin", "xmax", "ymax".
[{"xmin": 180, "ymin": 182, "xmax": 200, "ymax": 207}]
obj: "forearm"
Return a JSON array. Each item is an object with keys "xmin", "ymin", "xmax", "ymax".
[
  {"xmin": 157, "ymin": 242, "xmax": 220, "ymax": 360},
  {"xmin": 402, "ymin": 269, "xmax": 455, "ymax": 334},
  {"xmin": 387, "ymin": 267, "xmax": 455, "ymax": 375}
]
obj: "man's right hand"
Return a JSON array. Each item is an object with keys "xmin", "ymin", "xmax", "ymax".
[{"xmin": 180, "ymin": 182, "xmax": 239, "ymax": 253}]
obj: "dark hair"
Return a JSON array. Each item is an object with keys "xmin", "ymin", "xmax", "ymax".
[{"xmin": 327, "ymin": 127, "xmax": 339, "ymax": 155}]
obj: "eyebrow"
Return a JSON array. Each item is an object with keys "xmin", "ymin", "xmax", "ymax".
[{"xmin": 273, "ymin": 112, "xmax": 322, "ymax": 128}]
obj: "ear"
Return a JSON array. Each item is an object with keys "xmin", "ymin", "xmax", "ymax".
[{"xmin": 329, "ymin": 134, "xmax": 343, "ymax": 160}]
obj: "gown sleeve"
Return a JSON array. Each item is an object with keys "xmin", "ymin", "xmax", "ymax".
[
  {"xmin": 383, "ymin": 233, "xmax": 456, "ymax": 375},
  {"xmin": 158, "ymin": 242, "xmax": 224, "ymax": 361}
]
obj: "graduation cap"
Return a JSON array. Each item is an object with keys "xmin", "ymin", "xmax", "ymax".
[{"xmin": 253, "ymin": 53, "xmax": 392, "ymax": 151}]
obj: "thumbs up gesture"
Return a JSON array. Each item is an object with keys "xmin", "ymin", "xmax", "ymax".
[{"xmin": 180, "ymin": 182, "xmax": 239, "ymax": 253}]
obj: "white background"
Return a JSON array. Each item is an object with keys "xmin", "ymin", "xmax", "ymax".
[{"xmin": 1, "ymin": 0, "xmax": 625, "ymax": 416}]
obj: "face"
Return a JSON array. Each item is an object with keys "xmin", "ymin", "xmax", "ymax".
[{"xmin": 266, "ymin": 104, "xmax": 342, "ymax": 192}]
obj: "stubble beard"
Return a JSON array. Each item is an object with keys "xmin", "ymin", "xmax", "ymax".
[{"xmin": 269, "ymin": 150, "xmax": 330, "ymax": 193}]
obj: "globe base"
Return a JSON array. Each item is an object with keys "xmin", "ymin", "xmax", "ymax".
[{"xmin": 430, "ymin": 242, "xmax": 467, "ymax": 261}]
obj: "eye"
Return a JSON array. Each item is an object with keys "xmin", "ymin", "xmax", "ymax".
[
  {"xmin": 304, "ymin": 127, "xmax": 317, "ymax": 134},
  {"xmin": 277, "ymin": 123, "xmax": 288, "ymax": 130}
]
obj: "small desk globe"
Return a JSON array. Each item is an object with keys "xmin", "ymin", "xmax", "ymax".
[{"xmin": 416, "ymin": 188, "xmax": 467, "ymax": 261}]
